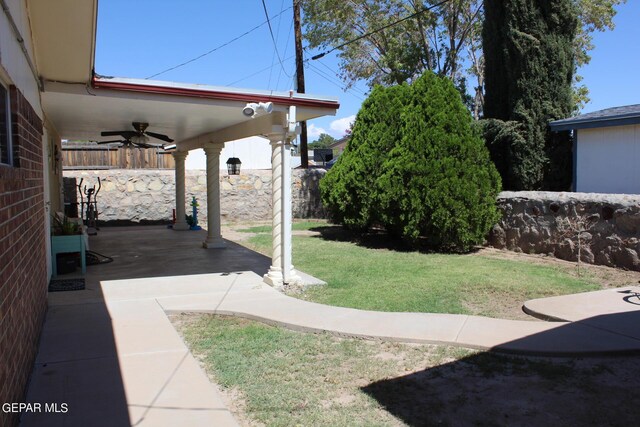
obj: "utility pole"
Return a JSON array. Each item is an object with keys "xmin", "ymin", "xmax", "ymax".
[{"xmin": 293, "ymin": 0, "xmax": 308, "ymax": 168}]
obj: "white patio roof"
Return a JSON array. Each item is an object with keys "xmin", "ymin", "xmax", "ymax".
[{"xmin": 42, "ymin": 76, "xmax": 339, "ymax": 150}]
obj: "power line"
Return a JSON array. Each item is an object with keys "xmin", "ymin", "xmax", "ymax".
[
  {"xmin": 268, "ymin": 0, "xmax": 288, "ymax": 89},
  {"xmin": 146, "ymin": 6, "xmax": 292, "ymax": 79},
  {"xmin": 311, "ymin": 0, "xmax": 451, "ymax": 60},
  {"xmin": 314, "ymin": 59, "xmax": 368, "ymax": 96},
  {"xmin": 261, "ymin": 0, "xmax": 292, "ymax": 77},
  {"xmin": 306, "ymin": 63, "xmax": 364, "ymax": 101},
  {"xmin": 226, "ymin": 54, "xmax": 296, "ymax": 87}
]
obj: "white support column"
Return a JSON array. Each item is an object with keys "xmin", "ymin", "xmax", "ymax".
[
  {"xmin": 281, "ymin": 139, "xmax": 299, "ymax": 284},
  {"xmin": 172, "ymin": 151, "xmax": 190, "ymax": 231},
  {"xmin": 264, "ymin": 136, "xmax": 284, "ymax": 287},
  {"xmin": 263, "ymin": 130, "xmax": 299, "ymax": 288},
  {"xmin": 203, "ymin": 145, "xmax": 225, "ymax": 248}
]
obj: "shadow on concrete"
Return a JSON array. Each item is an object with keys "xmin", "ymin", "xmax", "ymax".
[
  {"xmin": 85, "ymin": 225, "xmax": 271, "ymax": 286},
  {"xmin": 22, "ymin": 286, "xmax": 131, "ymax": 427},
  {"xmin": 362, "ymin": 310, "xmax": 640, "ymax": 426},
  {"xmin": 23, "ymin": 225, "xmax": 267, "ymax": 426}
]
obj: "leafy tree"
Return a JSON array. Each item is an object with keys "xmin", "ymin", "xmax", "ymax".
[
  {"xmin": 308, "ymin": 133, "xmax": 337, "ymax": 149},
  {"xmin": 573, "ymin": 0, "xmax": 627, "ymax": 110},
  {"xmin": 482, "ymin": 0, "xmax": 577, "ymax": 191},
  {"xmin": 302, "ymin": 0, "xmax": 625, "ymax": 114},
  {"xmin": 321, "ymin": 72, "xmax": 501, "ymax": 251}
]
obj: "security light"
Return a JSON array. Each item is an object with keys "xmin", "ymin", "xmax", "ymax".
[{"xmin": 242, "ymin": 102, "xmax": 273, "ymax": 118}]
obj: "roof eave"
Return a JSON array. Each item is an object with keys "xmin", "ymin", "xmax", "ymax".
[
  {"xmin": 550, "ymin": 116, "xmax": 640, "ymax": 132},
  {"xmin": 91, "ymin": 76, "xmax": 340, "ymax": 110}
]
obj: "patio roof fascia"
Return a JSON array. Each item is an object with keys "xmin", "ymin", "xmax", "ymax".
[{"xmin": 91, "ymin": 75, "xmax": 340, "ymax": 110}]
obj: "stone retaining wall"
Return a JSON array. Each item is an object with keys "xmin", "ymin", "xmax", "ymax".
[
  {"xmin": 63, "ymin": 168, "xmax": 327, "ymax": 225},
  {"xmin": 489, "ymin": 192, "xmax": 640, "ymax": 271}
]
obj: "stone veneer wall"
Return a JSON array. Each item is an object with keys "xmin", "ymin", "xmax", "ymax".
[
  {"xmin": 63, "ymin": 168, "xmax": 327, "ymax": 225},
  {"xmin": 489, "ymin": 192, "xmax": 640, "ymax": 271}
]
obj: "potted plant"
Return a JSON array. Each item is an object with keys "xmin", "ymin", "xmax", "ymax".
[
  {"xmin": 51, "ymin": 214, "xmax": 81, "ymax": 236},
  {"xmin": 51, "ymin": 214, "xmax": 86, "ymax": 275}
]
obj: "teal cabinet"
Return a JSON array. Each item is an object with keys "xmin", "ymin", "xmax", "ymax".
[{"xmin": 51, "ymin": 235, "xmax": 86, "ymax": 277}]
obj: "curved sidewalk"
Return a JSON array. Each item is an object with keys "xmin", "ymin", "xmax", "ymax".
[{"xmin": 105, "ymin": 271, "xmax": 640, "ymax": 357}]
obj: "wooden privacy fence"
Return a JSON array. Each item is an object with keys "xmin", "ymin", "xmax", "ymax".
[{"xmin": 62, "ymin": 144, "xmax": 175, "ymax": 170}]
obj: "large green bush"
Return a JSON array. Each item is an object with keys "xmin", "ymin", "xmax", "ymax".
[{"xmin": 321, "ymin": 72, "xmax": 502, "ymax": 251}]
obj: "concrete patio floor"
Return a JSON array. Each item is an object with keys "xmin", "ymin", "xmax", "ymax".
[{"xmin": 21, "ymin": 226, "xmax": 640, "ymax": 426}]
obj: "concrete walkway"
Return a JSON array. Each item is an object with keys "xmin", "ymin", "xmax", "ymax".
[{"xmin": 22, "ymin": 227, "xmax": 640, "ymax": 426}]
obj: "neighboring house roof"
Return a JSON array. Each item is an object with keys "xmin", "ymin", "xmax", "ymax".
[
  {"xmin": 549, "ymin": 104, "xmax": 640, "ymax": 131},
  {"xmin": 328, "ymin": 136, "xmax": 349, "ymax": 150}
]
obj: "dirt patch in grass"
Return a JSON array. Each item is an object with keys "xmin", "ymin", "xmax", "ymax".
[{"xmin": 172, "ymin": 313, "xmax": 640, "ymax": 427}]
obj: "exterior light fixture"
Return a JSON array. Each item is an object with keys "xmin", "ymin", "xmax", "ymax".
[
  {"xmin": 226, "ymin": 157, "xmax": 241, "ymax": 175},
  {"xmin": 242, "ymin": 102, "xmax": 273, "ymax": 118}
]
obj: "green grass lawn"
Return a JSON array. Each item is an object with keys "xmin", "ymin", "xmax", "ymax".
[
  {"xmin": 176, "ymin": 314, "xmax": 640, "ymax": 427},
  {"xmin": 239, "ymin": 222, "xmax": 601, "ymax": 319}
]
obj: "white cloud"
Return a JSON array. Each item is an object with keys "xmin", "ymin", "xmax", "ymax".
[
  {"xmin": 306, "ymin": 123, "xmax": 327, "ymax": 139},
  {"xmin": 329, "ymin": 115, "xmax": 356, "ymax": 138}
]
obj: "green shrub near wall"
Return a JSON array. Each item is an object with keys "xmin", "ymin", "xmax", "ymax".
[{"xmin": 321, "ymin": 72, "xmax": 502, "ymax": 251}]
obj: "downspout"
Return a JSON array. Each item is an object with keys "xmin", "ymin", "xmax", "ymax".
[{"xmin": 0, "ymin": 0, "xmax": 43, "ymax": 91}]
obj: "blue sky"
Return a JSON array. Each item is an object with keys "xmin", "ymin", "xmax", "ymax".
[{"xmin": 95, "ymin": 1, "xmax": 640, "ymax": 141}]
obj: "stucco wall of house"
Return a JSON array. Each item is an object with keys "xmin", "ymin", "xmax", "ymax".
[
  {"xmin": 185, "ymin": 137, "xmax": 273, "ymax": 171},
  {"xmin": 0, "ymin": 87, "xmax": 47, "ymax": 426},
  {"xmin": 576, "ymin": 125, "xmax": 640, "ymax": 194},
  {"xmin": 0, "ymin": 0, "xmax": 42, "ymax": 118}
]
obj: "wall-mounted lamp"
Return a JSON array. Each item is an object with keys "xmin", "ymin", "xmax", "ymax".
[
  {"xmin": 242, "ymin": 102, "xmax": 273, "ymax": 118},
  {"xmin": 226, "ymin": 157, "xmax": 242, "ymax": 175}
]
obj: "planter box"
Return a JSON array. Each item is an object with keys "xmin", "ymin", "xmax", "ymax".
[{"xmin": 51, "ymin": 234, "xmax": 86, "ymax": 277}]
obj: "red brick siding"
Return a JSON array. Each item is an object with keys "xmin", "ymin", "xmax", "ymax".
[{"xmin": 0, "ymin": 87, "xmax": 47, "ymax": 427}]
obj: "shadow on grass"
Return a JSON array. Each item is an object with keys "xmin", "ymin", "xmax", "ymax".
[
  {"xmin": 361, "ymin": 350, "xmax": 640, "ymax": 426},
  {"xmin": 308, "ymin": 224, "xmax": 482, "ymax": 255},
  {"xmin": 362, "ymin": 309, "xmax": 640, "ymax": 426}
]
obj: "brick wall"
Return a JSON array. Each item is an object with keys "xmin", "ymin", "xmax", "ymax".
[{"xmin": 0, "ymin": 87, "xmax": 47, "ymax": 427}]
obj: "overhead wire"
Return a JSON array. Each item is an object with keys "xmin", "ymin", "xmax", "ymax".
[
  {"xmin": 312, "ymin": 58, "xmax": 368, "ymax": 96},
  {"xmin": 311, "ymin": 0, "xmax": 452, "ymax": 60},
  {"xmin": 226, "ymin": 54, "xmax": 296, "ymax": 87},
  {"xmin": 267, "ymin": 0, "xmax": 288, "ymax": 88},
  {"xmin": 145, "ymin": 6, "xmax": 293, "ymax": 79},
  {"xmin": 306, "ymin": 62, "xmax": 365, "ymax": 101},
  {"xmin": 261, "ymin": 0, "xmax": 292, "ymax": 78}
]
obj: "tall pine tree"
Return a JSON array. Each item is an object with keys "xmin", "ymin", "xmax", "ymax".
[{"xmin": 483, "ymin": 0, "xmax": 577, "ymax": 190}]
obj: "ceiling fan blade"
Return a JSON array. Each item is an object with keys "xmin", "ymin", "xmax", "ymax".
[
  {"xmin": 97, "ymin": 139, "xmax": 124, "ymax": 144},
  {"xmin": 134, "ymin": 142, "xmax": 157, "ymax": 149},
  {"xmin": 101, "ymin": 130, "xmax": 137, "ymax": 138},
  {"xmin": 145, "ymin": 131, "xmax": 174, "ymax": 142}
]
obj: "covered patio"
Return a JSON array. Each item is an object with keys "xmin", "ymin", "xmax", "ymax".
[{"xmin": 44, "ymin": 75, "xmax": 338, "ymax": 288}]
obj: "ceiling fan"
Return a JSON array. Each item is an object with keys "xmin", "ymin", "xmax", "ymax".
[{"xmin": 98, "ymin": 122, "xmax": 174, "ymax": 148}]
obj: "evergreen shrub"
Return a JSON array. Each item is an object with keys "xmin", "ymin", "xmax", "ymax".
[{"xmin": 321, "ymin": 72, "xmax": 502, "ymax": 251}]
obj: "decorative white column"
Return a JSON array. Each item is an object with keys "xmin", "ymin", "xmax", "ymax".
[
  {"xmin": 203, "ymin": 145, "xmax": 225, "ymax": 248},
  {"xmin": 263, "ymin": 131, "xmax": 299, "ymax": 288},
  {"xmin": 281, "ymin": 139, "xmax": 299, "ymax": 284},
  {"xmin": 172, "ymin": 151, "xmax": 190, "ymax": 231},
  {"xmin": 264, "ymin": 136, "xmax": 284, "ymax": 287}
]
